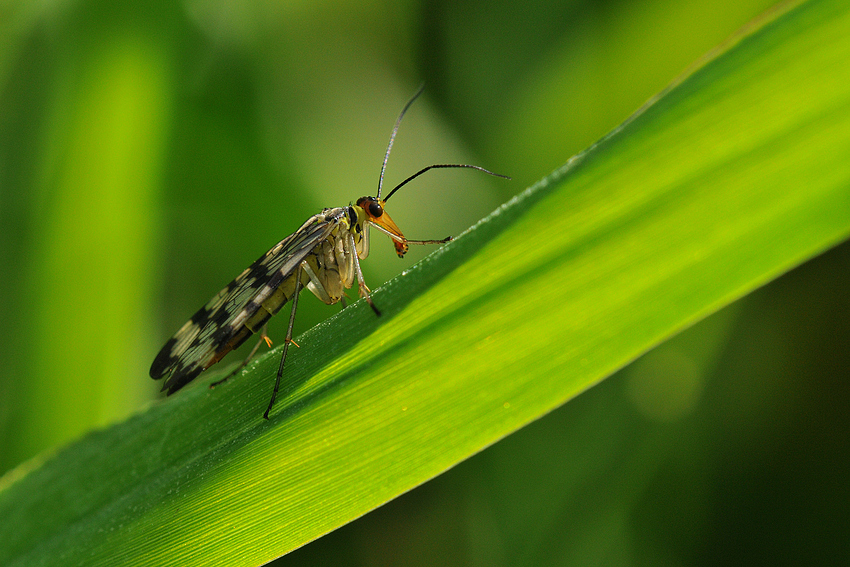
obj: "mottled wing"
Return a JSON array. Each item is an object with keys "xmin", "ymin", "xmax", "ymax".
[{"xmin": 150, "ymin": 209, "xmax": 345, "ymax": 394}]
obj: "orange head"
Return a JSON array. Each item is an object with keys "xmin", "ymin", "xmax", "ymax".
[{"xmin": 356, "ymin": 196, "xmax": 408, "ymax": 257}]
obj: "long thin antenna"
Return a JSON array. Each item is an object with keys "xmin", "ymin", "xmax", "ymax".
[
  {"xmin": 384, "ymin": 164, "xmax": 511, "ymax": 202},
  {"xmin": 377, "ymin": 83, "xmax": 425, "ymax": 199}
]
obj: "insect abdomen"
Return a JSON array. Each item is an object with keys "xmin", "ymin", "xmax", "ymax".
[
  {"xmin": 257, "ymin": 270, "xmax": 304, "ymax": 321},
  {"xmin": 204, "ymin": 267, "xmax": 309, "ymax": 369}
]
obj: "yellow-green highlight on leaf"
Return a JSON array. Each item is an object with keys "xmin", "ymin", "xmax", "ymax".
[{"xmin": 2, "ymin": 0, "xmax": 850, "ymax": 565}]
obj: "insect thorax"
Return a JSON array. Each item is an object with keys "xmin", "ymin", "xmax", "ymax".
[{"xmin": 341, "ymin": 203, "xmax": 372, "ymax": 260}]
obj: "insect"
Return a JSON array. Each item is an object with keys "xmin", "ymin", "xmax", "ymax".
[{"xmin": 150, "ymin": 85, "xmax": 509, "ymax": 419}]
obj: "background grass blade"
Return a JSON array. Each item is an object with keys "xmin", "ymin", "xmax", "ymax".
[{"xmin": 2, "ymin": 0, "xmax": 849, "ymax": 565}]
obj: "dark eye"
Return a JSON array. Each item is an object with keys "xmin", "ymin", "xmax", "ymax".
[{"xmin": 368, "ymin": 201, "xmax": 383, "ymax": 218}]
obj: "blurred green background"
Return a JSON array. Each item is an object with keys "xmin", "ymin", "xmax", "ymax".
[{"xmin": 1, "ymin": 0, "xmax": 847, "ymax": 565}]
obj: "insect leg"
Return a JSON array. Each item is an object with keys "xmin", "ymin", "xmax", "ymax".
[
  {"xmin": 406, "ymin": 236, "xmax": 453, "ymax": 246},
  {"xmin": 348, "ymin": 232, "xmax": 381, "ymax": 317},
  {"xmin": 209, "ymin": 324, "xmax": 271, "ymax": 388},
  {"xmin": 301, "ymin": 258, "xmax": 334, "ymax": 304},
  {"xmin": 264, "ymin": 262, "xmax": 305, "ymax": 420}
]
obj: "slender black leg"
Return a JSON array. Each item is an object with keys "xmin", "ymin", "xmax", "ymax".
[{"xmin": 264, "ymin": 263, "xmax": 304, "ymax": 419}]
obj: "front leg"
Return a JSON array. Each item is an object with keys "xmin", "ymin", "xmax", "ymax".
[{"xmin": 348, "ymin": 232, "xmax": 381, "ymax": 317}]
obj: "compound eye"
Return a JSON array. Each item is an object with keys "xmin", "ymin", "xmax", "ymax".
[{"xmin": 368, "ymin": 200, "xmax": 383, "ymax": 218}]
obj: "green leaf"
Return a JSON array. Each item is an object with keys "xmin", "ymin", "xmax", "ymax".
[{"xmin": 2, "ymin": 0, "xmax": 849, "ymax": 564}]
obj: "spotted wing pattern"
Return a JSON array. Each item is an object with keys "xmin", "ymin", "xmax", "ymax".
[{"xmin": 150, "ymin": 208, "xmax": 347, "ymax": 394}]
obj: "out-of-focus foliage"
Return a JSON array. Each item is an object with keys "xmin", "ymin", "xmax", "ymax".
[{"xmin": 1, "ymin": 0, "xmax": 847, "ymax": 565}]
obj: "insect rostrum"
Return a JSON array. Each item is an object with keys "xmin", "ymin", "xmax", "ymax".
[{"xmin": 150, "ymin": 86, "xmax": 508, "ymax": 419}]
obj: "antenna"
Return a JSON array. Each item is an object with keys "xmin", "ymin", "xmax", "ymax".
[
  {"xmin": 377, "ymin": 84, "xmax": 511, "ymax": 202},
  {"xmin": 384, "ymin": 164, "xmax": 510, "ymax": 202},
  {"xmin": 377, "ymin": 83, "xmax": 425, "ymax": 199}
]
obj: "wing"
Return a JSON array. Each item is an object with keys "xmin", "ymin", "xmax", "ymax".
[{"xmin": 150, "ymin": 209, "xmax": 345, "ymax": 394}]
